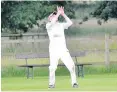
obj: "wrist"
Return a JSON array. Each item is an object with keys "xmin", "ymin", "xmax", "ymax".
[
  {"xmin": 57, "ymin": 12, "xmax": 61, "ymax": 15},
  {"xmin": 61, "ymin": 13, "xmax": 65, "ymax": 16}
]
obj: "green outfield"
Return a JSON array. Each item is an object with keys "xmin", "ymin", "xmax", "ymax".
[{"xmin": 1, "ymin": 74, "xmax": 117, "ymax": 91}]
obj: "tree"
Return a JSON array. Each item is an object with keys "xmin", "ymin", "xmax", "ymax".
[
  {"xmin": 92, "ymin": 1, "xmax": 117, "ymax": 21},
  {"xmin": 1, "ymin": 1, "xmax": 75, "ymax": 33}
]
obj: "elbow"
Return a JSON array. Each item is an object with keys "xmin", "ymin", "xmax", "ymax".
[{"xmin": 69, "ymin": 21, "xmax": 73, "ymax": 26}]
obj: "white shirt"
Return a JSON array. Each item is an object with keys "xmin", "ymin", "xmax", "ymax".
[{"xmin": 46, "ymin": 22, "xmax": 71, "ymax": 51}]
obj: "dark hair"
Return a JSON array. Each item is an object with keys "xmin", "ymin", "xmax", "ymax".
[{"xmin": 53, "ymin": 11, "xmax": 57, "ymax": 15}]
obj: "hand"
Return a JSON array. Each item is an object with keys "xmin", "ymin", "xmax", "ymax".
[
  {"xmin": 57, "ymin": 6, "xmax": 64, "ymax": 15},
  {"xmin": 60, "ymin": 6, "xmax": 64, "ymax": 16}
]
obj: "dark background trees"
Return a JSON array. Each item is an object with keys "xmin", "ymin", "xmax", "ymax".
[
  {"xmin": 1, "ymin": 1, "xmax": 75, "ymax": 33},
  {"xmin": 1, "ymin": 1, "xmax": 117, "ymax": 34},
  {"xmin": 92, "ymin": 1, "xmax": 117, "ymax": 21}
]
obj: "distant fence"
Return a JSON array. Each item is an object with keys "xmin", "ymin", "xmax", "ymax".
[
  {"xmin": 1, "ymin": 39, "xmax": 49, "ymax": 56},
  {"xmin": 1, "ymin": 33, "xmax": 48, "ymax": 40},
  {"xmin": 1, "ymin": 34, "xmax": 117, "ymax": 66}
]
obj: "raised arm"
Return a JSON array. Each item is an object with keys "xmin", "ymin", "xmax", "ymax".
[
  {"xmin": 46, "ymin": 6, "xmax": 61, "ymax": 29},
  {"xmin": 62, "ymin": 13, "xmax": 73, "ymax": 26},
  {"xmin": 49, "ymin": 13, "xmax": 60, "ymax": 25},
  {"xmin": 60, "ymin": 7, "xmax": 73, "ymax": 29}
]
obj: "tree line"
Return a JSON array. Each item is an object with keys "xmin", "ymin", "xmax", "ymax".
[{"xmin": 1, "ymin": 1, "xmax": 117, "ymax": 34}]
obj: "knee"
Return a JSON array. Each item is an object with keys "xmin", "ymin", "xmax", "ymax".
[{"xmin": 49, "ymin": 66, "xmax": 57, "ymax": 72}]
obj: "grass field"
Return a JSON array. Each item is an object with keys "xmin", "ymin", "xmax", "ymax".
[{"xmin": 1, "ymin": 74, "xmax": 117, "ymax": 91}]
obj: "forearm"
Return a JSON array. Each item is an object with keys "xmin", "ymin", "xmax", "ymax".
[
  {"xmin": 62, "ymin": 14, "xmax": 73, "ymax": 25},
  {"xmin": 47, "ymin": 12, "xmax": 60, "ymax": 29},
  {"xmin": 51, "ymin": 13, "xmax": 60, "ymax": 24}
]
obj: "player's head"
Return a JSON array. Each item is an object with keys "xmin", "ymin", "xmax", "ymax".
[{"xmin": 48, "ymin": 11, "xmax": 57, "ymax": 22}]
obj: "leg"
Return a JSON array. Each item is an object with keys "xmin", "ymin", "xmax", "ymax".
[
  {"xmin": 60, "ymin": 51, "xmax": 77, "ymax": 86},
  {"xmin": 49, "ymin": 51, "xmax": 59, "ymax": 86}
]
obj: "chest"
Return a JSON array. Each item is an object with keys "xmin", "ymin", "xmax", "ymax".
[{"xmin": 48, "ymin": 23, "xmax": 64, "ymax": 35}]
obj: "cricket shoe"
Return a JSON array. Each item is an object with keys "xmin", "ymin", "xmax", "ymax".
[
  {"xmin": 48, "ymin": 85, "xmax": 55, "ymax": 89},
  {"xmin": 72, "ymin": 83, "xmax": 78, "ymax": 88}
]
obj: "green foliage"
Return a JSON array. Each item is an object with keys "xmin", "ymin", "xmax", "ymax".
[
  {"xmin": 1, "ymin": 66, "xmax": 69, "ymax": 77},
  {"xmin": 85, "ymin": 64, "xmax": 117, "ymax": 74},
  {"xmin": 92, "ymin": 1, "xmax": 117, "ymax": 21},
  {"xmin": 97, "ymin": 19, "xmax": 102, "ymax": 25},
  {"xmin": 1, "ymin": 66, "xmax": 26, "ymax": 77},
  {"xmin": 110, "ymin": 42, "xmax": 117, "ymax": 49},
  {"xmin": 2, "ymin": 64, "xmax": 117, "ymax": 77},
  {"xmin": 82, "ymin": 16, "xmax": 88, "ymax": 22},
  {"xmin": 1, "ymin": 1, "xmax": 75, "ymax": 33}
]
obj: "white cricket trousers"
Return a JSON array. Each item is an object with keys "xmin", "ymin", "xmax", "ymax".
[{"xmin": 49, "ymin": 46, "xmax": 77, "ymax": 86}]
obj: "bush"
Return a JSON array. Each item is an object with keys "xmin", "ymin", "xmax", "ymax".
[
  {"xmin": 97, "ymin": 20, "xmax": 102, "ymax": 25},
  {"xmin": 2, "ymin": 64, "xmax": 117, "ymax": 78},
  {"xmin": 82, "ymin": 16, "xmax": 89, "ymax": 22}
]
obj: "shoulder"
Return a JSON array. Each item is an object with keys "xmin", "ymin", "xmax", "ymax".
[
  {"xmin": 46, "ymin": 22, "xmax": 51, "ymax": 26},
  {"xmin": 46, "ymin": 22, "xmax": 51, "ymax": 29}
]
